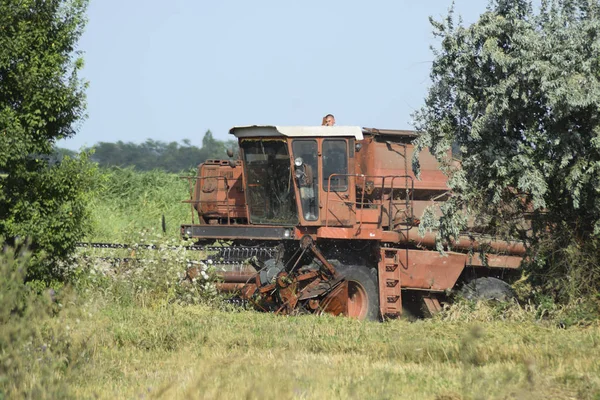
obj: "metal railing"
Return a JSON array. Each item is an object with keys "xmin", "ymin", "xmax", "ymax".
[{"xmin": 324, "ymin": 174, "xmax": 414, "ymax": 233}]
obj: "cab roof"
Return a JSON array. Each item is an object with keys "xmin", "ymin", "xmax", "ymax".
[
  {"xmin": 229, "ymin": 125, "xmax": 364, "ymax": 140},
  {"xmin": 229, "ymin": 125, "xmax": 420, "ymax": 141}
]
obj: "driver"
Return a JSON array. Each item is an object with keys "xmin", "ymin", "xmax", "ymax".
[{"xmin": 322, "ymin": 114, "xmax": 335, "ymax": 126}]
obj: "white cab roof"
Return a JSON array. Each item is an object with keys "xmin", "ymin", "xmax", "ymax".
[{"xmin": 229, "ymin": 125, "xmax": 364, "ymax": 140}]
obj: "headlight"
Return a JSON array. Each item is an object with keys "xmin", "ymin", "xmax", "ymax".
[
  {"xmin": 294, "ymin": 157, "xmax": 304, "ymax": 167},
  {"xmin": 283, "ymin": 229, "xmax": 291, "ymax": 238},
  {"xmin": 185, "ymin": 228, "xmax": 193, "ymax": 236},
  {"xmin": 305, "ymin": 213, "xmax": 317, "ymax": 221}
]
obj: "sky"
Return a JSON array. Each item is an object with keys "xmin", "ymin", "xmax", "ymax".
[{"xmin": 58, "ymin": 0, "xmax": 491, "ymax": 150}]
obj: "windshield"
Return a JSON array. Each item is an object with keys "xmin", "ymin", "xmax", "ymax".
[{"xmin": 240, "ymin": 139, "xmax": 298, "ymax": 225}]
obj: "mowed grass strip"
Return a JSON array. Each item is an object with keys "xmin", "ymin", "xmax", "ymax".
[{"xmin": 67, "ymin": 304, "xmax": 600, "ymax": 399}]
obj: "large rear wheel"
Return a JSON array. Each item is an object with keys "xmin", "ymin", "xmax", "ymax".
[
  {"xmin": 337, "ymin": 265, "xmax": 379, "ymax": 321},
  {"xmin": 459, "ymin": 277, "xmax": 515, "ymax": 302}
]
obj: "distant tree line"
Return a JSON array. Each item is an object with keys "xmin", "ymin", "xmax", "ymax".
[{"xmin": 56, "ymin": 130, "xmax": 237, "ymax": 172}]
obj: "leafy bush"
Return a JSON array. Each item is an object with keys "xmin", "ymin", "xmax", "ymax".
[
  {"xmin": 73, "ymin": 233, "xmax": 221, "ymax": 308},
  {"xmin": 0, "ymin": 244, "xmax": 89, "ymax": 399},
  {"xmin": 413, "ymin": 0, "xmax": 600, "ymax": 309},
  {"xmin": 3, "ymin": 152, "xmax": 100, "ymax": 282}
]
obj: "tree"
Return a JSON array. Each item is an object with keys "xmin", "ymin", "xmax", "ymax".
[
  {"xmin": 413, "ymin": 0, "xmax": 600, "ymax": 302},
  {"xmin": 87, "ymin": 130, "xmax": 235, "ymax": 172},
  {"xmin": 0, "ymin": 0, "xmax": 94, "ymax": 280},
  {"xmin": 199, "ymin": 130, "xmax": 227, "ymax": 160}
]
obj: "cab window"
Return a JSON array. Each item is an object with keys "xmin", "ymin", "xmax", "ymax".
[{"xmin": 322, "ymin": 139, "xmax": 348, "ymax": 192}]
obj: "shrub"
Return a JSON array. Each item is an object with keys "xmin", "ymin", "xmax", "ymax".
[{"xmin": 0, "ymin": 243, "xmax": 89, "ymax": 399}]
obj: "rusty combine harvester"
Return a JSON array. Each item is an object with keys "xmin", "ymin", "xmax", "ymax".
[{"xmin": 181, "ymin": 126, "xmax": 524, "ymax": 320}]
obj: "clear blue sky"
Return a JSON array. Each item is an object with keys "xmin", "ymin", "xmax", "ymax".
[{"xmin": 58, "ymin": 0, "xmax": 490, "ymax": 150}]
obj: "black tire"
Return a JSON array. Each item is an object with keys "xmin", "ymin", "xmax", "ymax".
[
  {"xmin": 336, "ymin": 264, "xmax": 380, "ymax": 321},
  {"xmin": 459, "ymin": 277, "xmax": 515, "ymax": 302}
]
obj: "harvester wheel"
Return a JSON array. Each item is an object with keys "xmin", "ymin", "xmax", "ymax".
[
  {"xmin": 459, "ymin": 277, "xmax": 515, "ymax": 302},
  {"xmin": 337, "ymin": 265, "xmax": 379, "ymax": 321}
]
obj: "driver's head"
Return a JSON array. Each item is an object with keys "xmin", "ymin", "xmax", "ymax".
[{"xmin": 324, "ymin": 114, "xmax": 335, "ymax": 126}]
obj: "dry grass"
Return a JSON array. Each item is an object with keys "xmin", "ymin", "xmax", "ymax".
[{"xmin": 53, "ymin": 302, "xmax": 599, "ymax": 400}]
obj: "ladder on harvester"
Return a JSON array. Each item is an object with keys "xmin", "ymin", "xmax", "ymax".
[
  {"xmin": 378, "ymin": 143, "xmax": 413, "ymax": 317},
  {"xmin": 378, "ymin": 247, "xmax": 404, "ymax": 317}
]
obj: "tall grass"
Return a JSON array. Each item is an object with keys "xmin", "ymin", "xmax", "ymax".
[
  {"xmin": 530, "ymin": 235, "xmax": 600, "ymax": 311},
  {"xmin": 4, "ymin": 262, "xmax": 599, "ymax": 400},
  {"xmin": 87, "ymin": 167, "xmax": 194, "ymax": 243},
  {"xmin": 67, "ymin": 304, "xmax": 600, "ymax": 399},
  {"xmin": 0, "ymin": 246, "xmax": 90, "ymax": 399}
]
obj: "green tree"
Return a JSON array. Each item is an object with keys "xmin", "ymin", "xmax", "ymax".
[
  {"xmin": 52, "ymin": 146, "xmax": 78, "ymax": 161},
  {"xmin": 413, "ymin": 0, "xmax": 600, "ymax": 302},
  {"xmin": 0, "ymin": 0, "xmax": 94, "ymax": 280},
  {"xmin": 198, "ymin": 130, "xmax": 227, "ymax": 161}
]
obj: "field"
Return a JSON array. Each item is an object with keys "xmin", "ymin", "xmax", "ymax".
[
  {"xmin": 3, "ymin": 168, "xmax": 600, "ymax": 399},
  {"xmin": 10, "ymin": 299, "xmax": 600, "ymax": 400}
]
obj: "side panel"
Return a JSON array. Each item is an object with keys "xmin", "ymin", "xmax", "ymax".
[
  {"xmin": 400, "ymin": 249, "xmax": 466, "ymax": 290},
  {"xmin": 377, "ymin": 247, "xmax": 467, "ymax": 317},
  {"xmin": 194, "ymin": 161, "xmax": 246, "ymax": 222},
  {"xmin": 356, "ymin": 138, "xmax": 449, "ymax": 191}
]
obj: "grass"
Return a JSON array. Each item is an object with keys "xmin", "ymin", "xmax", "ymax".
[
  {"xmin": 53, "ymin": 303, "xmax": 600, "ymax": 399},
  {"xmin": 3, "ymin": 166, "xmax": 600, "ymax": 399},
  {"xmin": 86, "ymin": 167, "xmax": 193, "ymax": 243}
]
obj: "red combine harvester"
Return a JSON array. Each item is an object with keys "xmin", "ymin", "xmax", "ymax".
[{"xmin": 181, "ymin": 126, "xmax": 524, "ymax": 320}]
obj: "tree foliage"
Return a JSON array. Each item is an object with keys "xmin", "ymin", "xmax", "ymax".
[
  {"xmin": 413, "ymin": 0, "xmax": 600, "ymax": 301},
  {"xmin": 86, "ymin": 130, "xmax": 237, "ymax": 172},
  {"xmin": 0, "ymin": 0, "xmax": 94, "ymax": 280}
]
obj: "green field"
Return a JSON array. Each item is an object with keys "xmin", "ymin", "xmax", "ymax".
[
  {"xmin": 10, "ymin": 300, "xmax": 600, "ymax": 399},
  {"xmin": 3, "ymin": 168, "xmax": 600, "ymax": 399}
]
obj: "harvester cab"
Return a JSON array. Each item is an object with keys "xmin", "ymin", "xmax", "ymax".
[{"xmin": 181, "ymin": 125, "xmax": 525, "ymax": 320}]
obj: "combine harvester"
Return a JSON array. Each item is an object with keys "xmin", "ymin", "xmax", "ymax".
[{"xmin": 181, "ymin": 125, "xmax": 524, "ymax": 320}]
